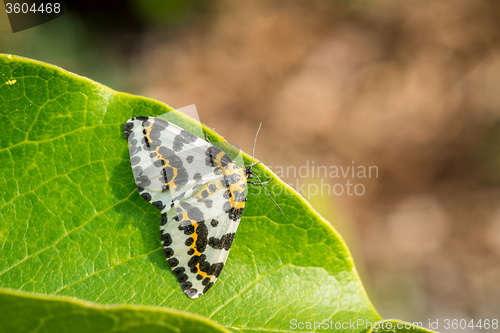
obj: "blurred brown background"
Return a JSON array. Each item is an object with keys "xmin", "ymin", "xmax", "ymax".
[{"xmin": 2, "ymin": 0, "xmax": 500, "ymax": 328}]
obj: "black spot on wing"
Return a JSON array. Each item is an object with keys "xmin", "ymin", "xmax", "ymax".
[
  {"xmin": 177, "ymin": 274, "xmax": 189, "ymax": 283},
  {"xmin": 160, "ymin": 213, "xmax": 169, "ymax": 226},
  {"xmin": 179, "ymin": 224, "xmax": 195, "ymax": 235},
  {"xmin": 223, "ymin": 202, "xmax": 244, "ymax": 221},
  {"xmin": 180, "ymin": 281, "xmax": 192, "ymax": 291},
  {"xmin": 219, "ymin": 154, "xmax": 233, "ymax": 167},
  {"xmin": 168, "ymin": 258, "xmax": 179, "ymax": 268},
  {"xmin": 204, "ymin": 146, "xmax": 235, "ymax": 168},
  {"xmin": 130, "ymin": 156, "xmax": 141, "ymax": 166},
  {"xmin": 211, "ymin": 262, "xmax": 224, "ymax": 278},
  {"xmin": 228, "ymin": 207, "xmax": 244, "ymax": 221},
  {"xmin": 124, "ymin": 121, "xmax": 134, "ymax": 140},
  {"xmin": 163, "ymin": 247, "xmax": 174, "ymax": 258},
  {"xmin": 184, "ymin": 287, "xmax": 198, "ymax": 298},
  {"xmin": 199, "ymin": 261, "xmax": 210, "ymax": 273},
  {"xmin": 181, "ymin": 202, "xmax": 205, "ymax": 222},
  {"xmin": 141, "ymin": 192, "xmax": 151, "ymax": 202},
  {"xmin": 173, "ymin": 267, "xmax": 188, "ymax": 284},
  {"xmin": 205, "ymin": 146, "xmax": 221, "ymax": 166},
  {"xmin": 141, "ymin": 135, "xmax": 151, "ymax": 150},
  {"xmin": 148, "ymin": 120, "xmax": 169, "ymax": 146},
  {"xmin": 195, "ymin": 221, "xmax": 208, "ymax": 253},
  {"xmin": 173, "ymin": 267, "xmax": 185, "ymax": 276},
  {"xmin": 202, "ymin": 277, "xmax": 211, "ymax": 286},
  {"xmin": 232, "ymin": 190, "xmax": 247, "ymax": 203},
  {"xmin": 187, "ymin": 254, "xmax": 225, "ymax": 278},
  {"xmin": 173, "ymin": 130, "xmax": 198, "ymax": 152},
  {"xmin": 152, "ymin": 200, "xmax": 166, "ymax": 211},
  {"xmin": 128, "ymin": 143, "xmax": 141, "ymax": 158},
  {"xmin": 224, "ymin": 173, "xmax": 242, "ymax": 185},
  {"xmin": 161, "ymin": 232, "xmax": 172, "ymax": 246},
  {"xmin": 156, "ymin": 146, "xmax": 189, "ymax": 189},
  {"xmin": 208, "ymin": 233, "xmax": 235, "ymax": 251},
  {"xmin": 188, "ymin": 254, "xmax": 206, "ymax": 268},
  {"xmin": 203, "ymin": 282, "xmax": 214, "ymax": 294},
  {"xmin": 134, "ymin": 172, "xmax": 151, "ymax": 190}
]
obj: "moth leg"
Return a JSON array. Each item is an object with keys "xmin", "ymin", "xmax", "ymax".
[
  {"xmin": 247, "ymin": 179, "xmax": 271, "ymax": 185},
  {"xmin": 205, "ymin": 133, "xmax": 211, "ymax": 143}
]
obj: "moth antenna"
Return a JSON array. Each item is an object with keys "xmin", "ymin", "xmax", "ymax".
[
  {"xmin": 250, "ymin": 122, "xmax": 262, "ymax": 167},
  {"xmin": 248, "ymin": 122, "xmax": 284, "ymax": 215},
  {"xmin": 253, "ymin": 172, "xmax": 285, "ymax": 216}
]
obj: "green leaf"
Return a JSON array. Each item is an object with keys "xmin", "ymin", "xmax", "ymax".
[
  {"xmin": 0, "ymin": 54, "xmax": 435, "ymax": 333},
  {"xmin": 0, "ymin": 288, "xmax": 231, "ymax": 333}
]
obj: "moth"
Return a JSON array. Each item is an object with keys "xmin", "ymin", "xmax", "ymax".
[{"xmin": 124, "ymin": 116, "xmax": 282, "ymax": 298}]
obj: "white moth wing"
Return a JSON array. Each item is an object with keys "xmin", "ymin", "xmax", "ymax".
[
  {"xmin": 161, "ymin": 186, "xmax": 243, "ymax": 298},
  {"xmin": 125, "ymin": 116, "xmax": 217, "ymax": 211},
  {"xmin": 124, "ymin": 116, "xmax": 247, "ymax": 298}
]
